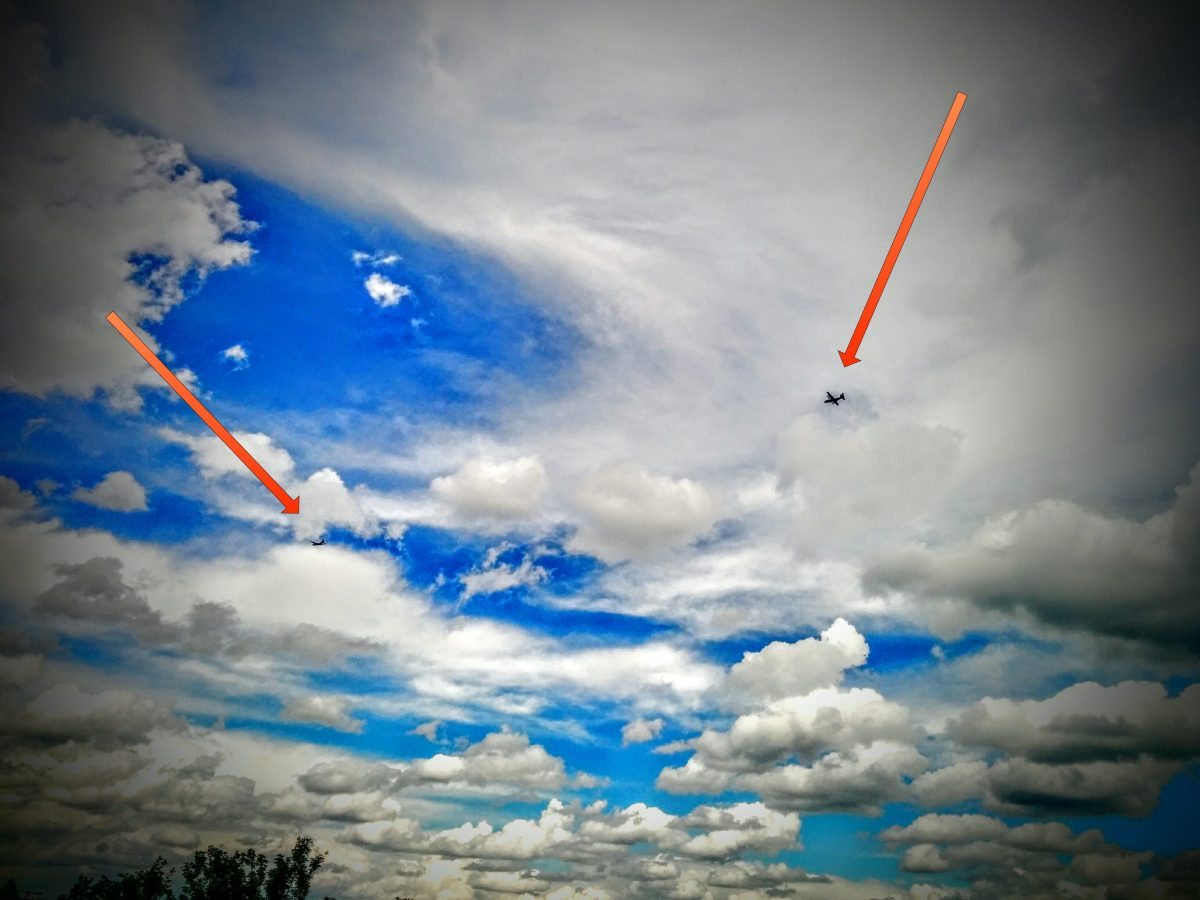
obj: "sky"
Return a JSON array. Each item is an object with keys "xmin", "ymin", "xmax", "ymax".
[{"xmin": 0, "ymin": 2, "xmax": 1198, "ymax": 898}]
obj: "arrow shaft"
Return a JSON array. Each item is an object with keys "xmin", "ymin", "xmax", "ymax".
[
  {"xmin": 846, "ymin": 90, "xmax": 966, "ymax": 356},
  {"xmin": 106, "ymin": 311, "xmax": 294, "ymax": 507}
]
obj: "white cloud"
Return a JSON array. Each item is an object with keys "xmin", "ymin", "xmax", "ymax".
[
  {"xmin": 777, "ymin": 415, "xmax": 962, "ymax": 554},
  {"xmin": 6, "ymin": 6, "xmax": 1199, "ymax": 893},
  {"xmin": 568, "ymin": 464, "xmax": 716, "ymax": 562},
  {"xmin": 411, "ymin": 720, "xmax": 441, "ymax": 742},
  {"xmin": 0, "ymin": 118, "xmax": 252, "ymax": 410},
  {"xmin": 882, "ymin": 813, "xmax": 1007, "ymax": 847},
  {"xmin": 363, "ymin": 271, "xmax": 411, "ymax": 307},
  {"xmin": 159, "ymin": 427, "xmax": 296, "ymax": 482},
  {"xmin": 901, "ymin": 843, "xmax": 950, "ymax": 873},
  {"xmin": 71, "ymin": 471, "xmax": 149, "ymax": 512},
  {"xmin": 289, "ymin": 468, "xmax": 379, "ymax": 538},
  {"xmin": 676, "ymin": 801, "xmax": 800, "ymax": 859},
  {"xmin": 156, "ymin": 429, "xmax": 377, "ymax": 536},
  {"xmin": 280, "ymin": 694, "xmax": 364, "ymax": 733},
  {"xmin": 659, "ymin": 683, "xmax": 923, "ymax": 813},
  {"xmin": 407, "ymin": 729, "xmax": 568, "ymax": 791},
  {"xmin": 431, "ymin": 455, "xmax": 548, "ymax": 520},
  {"xmin": 141, "ymin": 539, "xmax": 723, "ymax": 715},
  {"xmin": 911, "ymin": 760, "xmax": 988, "ymax": 808},
  {"xmin": 351, "ymin": 249, "xmax": 400, "ymax": 267},
  {"xmin": 724, "ymin": 617, "xmax": 869, "ymax": 708},
  {"xmin": 731, "ymin": 741, "xmax": 929, "ymax": 815},
  {"xmin": 459, "ymin": 545, "xmax": 548, "ymax": 600},
  {"xmin": 540, "ymin": 538, "xmax": 882, "ymax": 641},
  {"xmin": 696, "ymin": 687, "xmax": 914, "ymax": 768},
  {"xmin": 578, "ymin": 802, "xmax": 679, "ymax": 847},
  {"xmin": 42, "ymin": 0, "xmax": 1200, "ymax": 662},
  {"xmin": 621, "ymin": 717, "xmax": 664, "ymax": 745},
  {"xmin": 220, "ymin": 343, "xmax": 249, "ymax": 368}
]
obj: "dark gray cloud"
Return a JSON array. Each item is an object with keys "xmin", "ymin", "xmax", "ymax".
[
  {"xmin": 36, "ymin": 557, "xmax": 177, "ymax": 642},
  {"xmin": 983, "ymin": 756, "xmax": 1180, "ymax": 818},
  {"xmin": 882, "ymin": 813, "xmax": 1154, "ymax": 898},
  {"xmin": 8, "ymin": 683, "xmax": 182, "ymax": 751},
  {"xmin": 298, "ymin": 760, "xmax": 396, "ymax": 796},
  {"xmin": 945, "ymin": 681, "xmax": 1200, "ymax": 764},
  {"xmin": 33, "ymin": 555, "xmax": 382, "ymax": 668},
  {"xmin": 865, "ymin": 462, "xmax": 1200, "ymax": 650},
  {"xmin": 963, "ymin": 5, "xmax": 1200, "ymax": 264}
]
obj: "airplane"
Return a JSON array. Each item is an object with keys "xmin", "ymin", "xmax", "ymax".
[
  {"xmin": 308, "ymin": 538, "xmax": 325, "ymax": 546},
  {"xmin": 824, "ymin": 392, "xmax": 846, "ymax": 406}
]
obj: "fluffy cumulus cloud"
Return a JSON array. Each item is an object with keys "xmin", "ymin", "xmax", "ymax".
[
  {"xmin": 159, "ymin": 427, "xmax": 296, "ymax": 483},
  {"xmin": 274, "ymin": 729, "xmax": 580, "ymax": 806},
  {"xmin": 157, "ymin": 427, "xmax": 377, "ymax": 536},
  {"xmin": 342, "ymin": 795, "xmax": 810, "ymax": 893},
  {"xmin": 907, "ymin": 681, "xmax": 1200, "ymax": 819},
  {"xmin": 865, "ymin": 462, "xmax": 1200, "ymax": 648},
  {"xmin": 0, "ymin": 495, "xmax": 884, "ymax": 894},
  {"xmin": 220, "ymin": 343, "xmax": 249, "ymax": 368},
  {"xmin": 723, "ymin": 617, "xmax": 869, "ymax": 708},
  {"xmin": 882, "ymin": 814, "xmax": 1154, "ymax": 896},
  {"xmin": 1, "ymin": 506, "xmax": 1190, "ymax": 894},
  {"xmin": 0, "ymin": 104, "xmax": 252, "ymax": 410},
  {"xmin": 910, "ymin": 760, "xmax": 989, "ymax": 809},
  {"xmin": 675, "ymin": 802, "xmax": 800, "ymax": 859},
  {"xmin": 290, "ymin": 468, "xmax": 379, "ymax": 539},
  {"xmin": 405, "ymin": 729, "xmax": 569, "ymax": 792},
  {"xmin": 568, "ymin": 464, "xmax": 717, "ymax": 562},
  {"xmin": 280, "ymin": 694, "xmax": 364, "ymax": 734},
  {"xmin": 621, "ymin": 717, "xmax": 664, "ymax": 745},
  {"xmin": 363, "ymin": 272, "xmax": 411, "ymax": 307},
  {"xmin": 658, "ymin": 620, "xmax": 928, "ymax": 814},
  {"xmin": 70, "ymin": 471, "xmax": 148, "ymax": 512},
  {"xmin": 947, "ymin": 681, "xmax": 1200, "ymax": 764},
  {"xmin": 430, "ymin": 455, "xmax": 548, "ymax": 521}
]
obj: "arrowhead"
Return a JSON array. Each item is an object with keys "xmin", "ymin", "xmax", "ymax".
[
  {"xmin": 838, "ymin": 349, "xmax": 861, "ymax": 367},
  {"xmin": 281, "ymin": 495, "xmax": 300, "ymax": 515}
]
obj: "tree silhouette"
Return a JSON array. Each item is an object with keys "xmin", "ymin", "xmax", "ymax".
[
  {"xmin": 56, "ymin": 837, "xmax": 332, "ymax": 900},
  {"xmin": 58, "ymin": 857, "xmax": 173, "ymax": 900}
]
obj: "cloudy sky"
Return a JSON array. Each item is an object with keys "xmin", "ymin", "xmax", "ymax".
[{"xmin": 1, "ymin": 2, "xmax": 1198, "ymax": 898}]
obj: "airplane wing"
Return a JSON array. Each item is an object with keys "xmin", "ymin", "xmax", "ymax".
[{"xmin": 825, "ymin": 392, "xmax": 834, "ymax": 401}]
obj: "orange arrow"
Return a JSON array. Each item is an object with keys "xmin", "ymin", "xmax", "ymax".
[
  {"xmin": 106, "ymin": 311, "xmax": 300, "ymax": 514},
  {"xmin": 839, "ymin": 90, "xmax": 966, "ymax": 367}
]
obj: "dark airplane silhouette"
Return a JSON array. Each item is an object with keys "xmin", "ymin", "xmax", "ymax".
[
  {"xmin": 308, "ymin": 538, "xmax": 325, "ymax": 546},
  {"xmin": 824, "ymin": 392, "xmax": 846, "ymax": 406}
]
